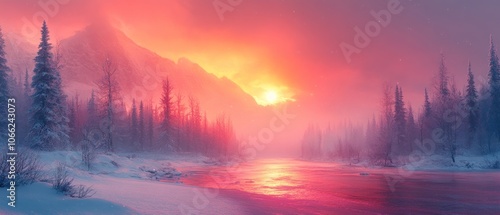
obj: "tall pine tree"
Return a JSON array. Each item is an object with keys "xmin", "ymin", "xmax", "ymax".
[
  {"xmin": 465, "ymin": 61, "xmax": 478, "ymax": 145},
  {"xmin": 488, "ymin": 36, "xmax": 500, "ymax": 148},
  {"xmin": 28, "ymin": 21, "xmax": 70, "ymax": 150},
  {"xmin": 394, "ymin": 85, "xmax": 406, "ymax": 153},
  {"xmin": 160, "ymin": 78, "xmax": 174, "ymax": 150}
]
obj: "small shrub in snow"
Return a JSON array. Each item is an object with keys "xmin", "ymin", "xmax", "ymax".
[
  {"xmin": 0, "ymin": 149, "xmax": 42, "ymax": 187},
  {"xmin": 52, "ymin": 163, "xmax": 74, "ymax": 195},
  {"xmin": 73, "ymin": 184, "xmax": 96, "ymax": 198},
  {"xmin": 52, "ymin": 163, "xmax": 95, "ymax": 198}
]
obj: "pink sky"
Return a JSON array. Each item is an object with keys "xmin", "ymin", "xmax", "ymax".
[{"xmin": 1, "ymin": 0, "xmax": 499, "ymax": 125}]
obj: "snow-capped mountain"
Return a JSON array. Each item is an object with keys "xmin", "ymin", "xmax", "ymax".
[
  {"xmin": 62, "ymin": 22, "xmax": 256, "ymax": 105},
  {"xmin": 5, "ymin": 22, "xmax": 268, "ymax": 133}
]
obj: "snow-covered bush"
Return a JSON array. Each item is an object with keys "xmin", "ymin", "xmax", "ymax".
[
  {"xmin": 73, "ymin": 184, "xmax": 96, "ymax": 198},
  {"xmin": 52, "ymin": 163, "xmax": 95, "ymax": 198},
  {"xmin": 0, "ymin": 149, "xmax": 42, "ymax": 187},
  {"xmin": 52, "ymin": 163, "xmax": 74, "ymax": 194}
]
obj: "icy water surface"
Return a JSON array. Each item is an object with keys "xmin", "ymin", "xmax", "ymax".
[{"xmin": 178, "ymin": 159, "xmax": 500, "ymax": 214}]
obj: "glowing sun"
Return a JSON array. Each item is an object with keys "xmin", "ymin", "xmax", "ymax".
[
  {"xmin": 254, "ymin": 87, "xmax": 294, "ymax": 106},
  {"xmin": 264, "ymin": 90, "xmax": 279, "ymax": 105}
]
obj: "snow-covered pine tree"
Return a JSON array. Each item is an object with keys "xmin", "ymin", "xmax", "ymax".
[
  {"xmin": 394, "ymin": 85, "xmax": 406, "ymax": 154},
  {"xmin": 488, "ymin": 36, "xmax": 500, "ymax": 150},
  {"xmin": 160, "ymin": 78, "xmax": 174, "ymax": 150},
  {"xmin": 28, "ymin": 21, "xmax": 70, "ymax": 150},
  {"xmin": 465, "ymin": 61, "xmax": 478, "ymax": 146},
  {"xmin": 0, "ymin": 27, "xmax": 11, "ymax": 143}
]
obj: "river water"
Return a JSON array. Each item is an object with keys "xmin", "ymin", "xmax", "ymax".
[{"xmin": 177, "ymin": 159, "xmax": 500, "ymax": 215}]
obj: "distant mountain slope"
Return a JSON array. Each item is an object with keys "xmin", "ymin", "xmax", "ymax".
[
  {"xmin": 3, "ymin": 22, "xmax": 277, "ymax": 134},
  {"xmin": 4, "ymin": 32, "xmax": 36, "ymax": 78},
  {"xmin": 56, "ymin": 22, "xmax": 264, "ymax": 132}
]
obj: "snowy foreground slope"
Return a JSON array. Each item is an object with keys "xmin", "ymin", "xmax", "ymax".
[
  {"xmin": 1, "ymin": 183, "xmax": 132, "ymax": 214},
  {"xmin": 0, "ymin": 151, "xmax": 243, "ymax": 214}
]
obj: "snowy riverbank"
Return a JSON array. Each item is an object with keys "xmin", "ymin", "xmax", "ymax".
[
  {"xmin": 301, "ymin": 153, "xmax": 500, "ymax": 171},
  {"xmin": 0, "ymin": 151, "xmax": 244, "ymax": 214}
]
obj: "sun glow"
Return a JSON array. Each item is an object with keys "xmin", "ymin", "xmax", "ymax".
[
  {"xmin": 265, "ymin": 90, "xmax": 279, "ymax": 104},
  {"xmin": 254, "ymin": 86, "xmax": 295, "ymax": 106}
]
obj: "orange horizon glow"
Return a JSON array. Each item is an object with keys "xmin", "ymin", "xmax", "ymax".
[
  {"xmin": 144, "ymin": 47, "xmax": 297, "ymax": 106},
  {"xmin": 117, "ymin": 23, "xmax": 298, "ymax": 107},
  {"xmin": 1, "ymin": 0, "xmax": 498, "ymax": 125}
]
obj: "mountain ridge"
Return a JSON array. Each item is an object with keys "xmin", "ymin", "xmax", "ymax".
[{"xmin": 6, "ymin": 22, "xmax": 267, "ymax": 133}]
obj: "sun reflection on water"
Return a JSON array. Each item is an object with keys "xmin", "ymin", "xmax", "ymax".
[
  {"xmin": 227, "ymin": 160, "xmax": 314, "ymax": 199},
  {"xmin": 245, "ymin": 163, "xmax": 298, "ymax": 196}
]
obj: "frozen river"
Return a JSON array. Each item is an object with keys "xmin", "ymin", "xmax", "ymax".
[{"xmin": 177, "ymin": 159, "xmax": 500, "ymax": 214}]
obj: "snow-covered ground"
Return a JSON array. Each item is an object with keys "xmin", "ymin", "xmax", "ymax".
[
  {"xmin": 306, "ymin": 153, "xmax": 500, "ymax": 171},
  {"xmin": 400, "ymin": 153, "xmax": 500, "ymax": 171},
  {"xmin": 0, "ymin": 151, "xmax": 244, "ymax": 214}
]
